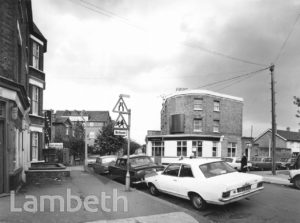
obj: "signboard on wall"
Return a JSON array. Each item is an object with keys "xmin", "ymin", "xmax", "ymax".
[{"xmin": 48, "ymin": 143, "xmax": 63, "ymax": 149}]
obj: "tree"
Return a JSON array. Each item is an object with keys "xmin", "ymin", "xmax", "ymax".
[
  {"xmin": 122, "ymin": 139, "xmax": 142, "ymax": 155},
  {"xmin": 294, "ymin": 96, "xmax": 300, "ymax": 120},
  {"xmin": 95, "ymin": 121, "xmax": 126, "ymax": 155}
]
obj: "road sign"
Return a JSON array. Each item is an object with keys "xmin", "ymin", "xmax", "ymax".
[
  {"xmin": 113, "ymin": 97, "xmax": 129, "ymax": 114},
  {"xmin": 114, "ymin": 129, "xmax": 128, "ymax": 136},
  {"xmin": 114, "ymin": 113, "xmax": 128, "ymax": 130}
]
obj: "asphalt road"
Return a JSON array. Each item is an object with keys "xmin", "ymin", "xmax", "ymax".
[{"xmin": 103, "ymin": 172, "xmax": 300, "ymax": 223}]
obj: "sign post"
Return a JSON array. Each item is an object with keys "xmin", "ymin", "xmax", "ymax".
[{"xmin": 113, "ymin": 94, "xmax": 131, "ymax": 191}]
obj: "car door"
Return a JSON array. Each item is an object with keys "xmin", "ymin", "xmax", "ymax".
[
  {"xmin": 175, "ymin": 164, "xmax": 195, "ymax": 198},
  {"xmin": 157, "ymin": 163, "xmax": 181, "ymax": 195}
]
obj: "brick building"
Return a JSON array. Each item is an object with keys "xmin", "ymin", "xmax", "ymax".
[
  {"xmin": 253, "ymin": 128, "xmax": 299, "ymax": 160},
  {"xmin": 0, "ymin": 0, "xmax": 47, "ymax": 193},
  {"xmin": 55, "ymin": 110, "xmax": 111, "ymax": 148},
  {"xmin": 146, "ymin": 89, "xmax": 243, "ymax": 164}
]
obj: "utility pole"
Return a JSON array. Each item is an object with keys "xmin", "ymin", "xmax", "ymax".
[
  {"xmin": 81, "ymin": 111, "xmax": 88, "ymax": 171},
  {"xmin": 270, "ymin": 64, "xmax": 276, "ymax": 175}
]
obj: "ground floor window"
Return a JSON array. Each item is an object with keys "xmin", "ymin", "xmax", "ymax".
[
  {"xmin": 192, "ymin": 141, "xmax": 202, "ymax": 157},
  {"xmin": 177, "ymin": 141, "xmax": 187, "ymax": 157},
  {"xmin": 212, "ymin": 142, "xmax": 218, "ymax": 157},
  {"xmin": 152, "ymin": 141, "xmax": 164, "ymax": 156},
  {"xmin": 227, "ymin": 142, "xmax": 236, "ymax": 157},
  {"xmin": 31, "ymin": 132, "xmax": 38, "ymax": 161}
]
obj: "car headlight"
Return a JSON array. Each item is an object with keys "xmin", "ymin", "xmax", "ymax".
[{"xmin": 222, "ymin": 191, "xmax": 231, "ymax": 198}]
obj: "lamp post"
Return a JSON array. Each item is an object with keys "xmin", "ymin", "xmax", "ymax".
[{"xmin": 81, "ymin": 111, "xmax": 88, "ymax": 171}]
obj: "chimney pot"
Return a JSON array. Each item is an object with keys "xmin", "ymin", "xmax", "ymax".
[{"xmin": 287, "ymin": 127, "xmax": 290, "ymax": 131}]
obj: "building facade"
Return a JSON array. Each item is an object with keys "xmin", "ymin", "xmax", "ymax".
[
  {"xmin": 254, "ymin": 128, "xmax": 299, "ymax": 160},
  {"xmin": 0, "ymin": 0, "xmax": 47, "ymax": 193},
  {"xmin": 55, "ymin": 110, "xmax": 111, "ymax": 148},
  {"xmin": 146, "ymin": 89, "xmax": 243, "ymax": 164}
]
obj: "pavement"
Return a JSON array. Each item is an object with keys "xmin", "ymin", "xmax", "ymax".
[
  {"xmin": 0, "ymin": 166, "xmax": 206, "ymax": 223},
  {"xmin": 250, "ymin": 170, "xmax": 292, "ymax": 186}
]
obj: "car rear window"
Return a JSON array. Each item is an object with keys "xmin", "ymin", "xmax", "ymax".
[
  {"xmin": 199, "ymin": 161, "xmax": 236, "ymax": 178},
  {"xmin": 102, "ymin": 157, "xmax": 116, "ymax": 163},
  {"xmin": 130, "ymin": 157, "xmax": 153, "ymax": 167}
]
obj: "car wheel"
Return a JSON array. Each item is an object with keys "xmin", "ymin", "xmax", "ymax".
[
  {"xmin": 190, "ymin": 193, "xmax": 207, "ymax": 211},
  {"xmin": 294, "ymin": 176, "xmax": 300, "ymax": 190},
  {"xmin": 149, "ymin": 184, "xmax": 159, "ymax": 196}
]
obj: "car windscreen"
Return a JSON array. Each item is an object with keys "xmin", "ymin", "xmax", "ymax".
[
  {"xmin": 199, "ymin": 161, "xmax": 236, "ymax": 178},
  {"xmin": 130, "ymin": 157, "xmax": 153, "ymax": 167},
  {"xmin": 236, "ymin": 158, "xmax": 241, "ymax": 163}
]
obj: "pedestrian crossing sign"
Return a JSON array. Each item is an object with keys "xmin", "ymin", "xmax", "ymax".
[
  {"xmin": 114, "ymin": 113, "xmax": 128, "ymax": 130},
  {"xmin": 113, "ymin": 97, "xmax": 129, "ymax": 114}
]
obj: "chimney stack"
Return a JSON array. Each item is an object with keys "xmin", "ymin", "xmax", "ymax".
[{"xmin": 287, "ymin": 127, "xmax": 290, "ymax": 131}]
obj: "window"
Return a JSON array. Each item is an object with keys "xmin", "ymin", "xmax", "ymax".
[
  {"xmin": 212, "ymin": 142, "xmax": 218, "ymax": 157},
  {"xmin": 194, "ymin": 98, "xmax": 203, "ymax": 110},
  {"xmin": 213, "ymin": 120, "xmax": 220, "ymax": 132},
  {"xmin": 31, "ymin": 132, "xmax": 38, "ymax": 161},
  {"xmin": 193, "ymin": 119, "xmax": 203, "ymax": 132},
  {"xmin": 214, "ymin": 101, "xmax": 220, "ymax": 112},
  {"xmin": 199, "ymin": 161, "xmax": 236, "ymax": 178},
  {"xmin": 163, "ymin": 164, "xmax": 181, "ymax": 176},
  {"xmin": 179, "ymin": 165, "xmax": 194, "ymax": 177},
  {"xmin": 0, "ymin": 101, "xmax": 5, "ymax": 117},
  {"xmin": 192, "ymin": 141, "xmax": 202, "ymax": 157},
  {"xmin": 227, "ymin": 142, "xmax": 237, "ymax": 157},
  {"xmin": 31, "ymin": 86, "xmax": 39, "ymax": 115},
  {"xmin": 32, "ymin": 41, "xmax": 40, "ymax": 69},
  {"xmin": 66, "ymin": 127, "xmax": 69, "ymax": 135},
  {"xmin": 152, "ymin": 141, "xmax": 164, "ymax": 156},
  {"xmin": 177, "ymin": 141, "xmax": 187, "ymax": 157}
]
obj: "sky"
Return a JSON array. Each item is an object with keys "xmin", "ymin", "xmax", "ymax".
[{"xmin": 32, "ymin": 0, "xmax": 300, "ymax": 144}]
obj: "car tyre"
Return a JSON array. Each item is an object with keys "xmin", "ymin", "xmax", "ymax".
[
  {"xmin": 294, "ymin": 176, "xmax": 300, "ymax": 190},
  {"xmin": 190, "ymin": 193, "xmax": 207, "ymax": 211},
  {"xmin": 149, "ymin": 184, "xmax": 159, "ymax": 196}
]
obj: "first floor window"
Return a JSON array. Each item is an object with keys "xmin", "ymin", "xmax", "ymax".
[
  {"xmin": 152, "ymin": 141, "xmax": 164, "ymax": 156},
  {"xmin": 194, "ymin": 98, "xmax": 203, "ymax": 110},
  {"xmin": 32, "ymin": 132, "xmax": 38, "ymax": 161},
  {"xmin": 32, "ymin": 41, "xmax": 40, "ymax": 69},
  {"xmin": 193, "ymin": 119, "xmax": 203, "ymax": 132},
  {"xmin": 214, "ymin": 101, "xmax": 220, "ymax": 112},
  {"xmin": 212, "ymin": 142, "xmax": 218, "ymax": 157},
  {"xmin": 213, "ymin": 120, "xmax": 220, "ymax": 132},
  {"xmin": 192, "ymin": 141, "xmax": 202, "ymax": 157},
  {"xmin": 32, "ymin": 85, "xmax": 39, "ymax": 115},
  {"xmin": 177, "ymin": 141, "xmax": 187, "ymax": 157},
  {"xmin": 227, "ymin": 142, "xmax": 237, "ymax": 157}
]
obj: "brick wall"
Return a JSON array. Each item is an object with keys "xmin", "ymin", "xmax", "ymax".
[{"xmin": 161, "ymin": 94, "xmax": 243, "ymax": 136}]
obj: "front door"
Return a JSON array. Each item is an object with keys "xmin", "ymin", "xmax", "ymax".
[{"xmin": 0, "ymin": 121, "xmax": 4, "ymax": 193}]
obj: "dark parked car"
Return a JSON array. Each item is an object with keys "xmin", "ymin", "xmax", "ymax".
[
  {"xmin": 251, "ymin": 157, "xmax": 281, "ymax": 171},
  {"xmin": 278, "ymin": 157, "xmax": 295, "ymax": 170},
  {"xmin": 108, "ymin": 154, "xmax": 164, "ymax": 184},
  {"xmin": 93, "ymin": 155, "xmax": 117, "ymax": 174}
]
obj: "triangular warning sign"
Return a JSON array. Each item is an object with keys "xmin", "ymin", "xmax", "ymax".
[
  {"xmin": 113, "ymin": 97, "xmax": 129, "ymax": 114},
  {"xmin": 114, "ymin": 113, "xmax": 128, "ymax": 130}
]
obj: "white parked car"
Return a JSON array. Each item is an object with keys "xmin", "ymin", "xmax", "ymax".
[
  {"xmin": 221, "ymin": 157, "xmax": 252, "ymax": 171},
  {"xmin": 145, "ymin": 158, "xmax": 264, "ymax": 210}
]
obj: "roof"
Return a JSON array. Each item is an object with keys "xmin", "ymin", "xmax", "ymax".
[
  {"xmin": 55, "ymin": 110, "xmax": 110, "ymax": 122},
  {"xmin": 255, "ymin": 128, "xmax": 300, "ymax": 142},
  {"xmin": 277, "ymin": 130, "xmax": 300, "ymax": 142},
  {"xmin": 53, "ymin": 117, "xmax": 71, "ymax": 125},
  {"xmin": 165, "ymin": 89, "xmax": 243, "ymax": 102}
]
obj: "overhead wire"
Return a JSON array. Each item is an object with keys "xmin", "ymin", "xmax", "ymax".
[
  {"xmin": 69, "ymin": 0, "xmax": 267, "ymax": 67},
  {"xmin": 274, "ymin": 13, "xmax": 300, "ymax": 63}
]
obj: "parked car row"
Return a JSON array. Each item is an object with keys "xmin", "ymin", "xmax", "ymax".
[{"xmin": 89, "ymin": 154, "xmax": 264, "ymax": 211}]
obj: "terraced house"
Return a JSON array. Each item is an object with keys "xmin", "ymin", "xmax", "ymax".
[
  {"xmin": 146, "ymin": 89, "xmax": 243, "ymax": 164},
  {"xmin": 0, "ymin": 0, "xmax": 47, "ymax": 193}
]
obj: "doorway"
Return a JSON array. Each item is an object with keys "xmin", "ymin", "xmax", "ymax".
[{"xmin": 0, "ymin": 120, "xmax": 4, "ymax": 193}]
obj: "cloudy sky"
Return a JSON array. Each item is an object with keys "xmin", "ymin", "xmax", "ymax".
[{"xmin": 32, "ymin": 0, "xmax": 300, "ymax": 144}]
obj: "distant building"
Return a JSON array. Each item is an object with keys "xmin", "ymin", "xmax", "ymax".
[
  {"xmin": 0, "ymin": 0, "xmax": 47, "ymax": 193},
  {"xmin": 254, "ymin": 128, "xmax": 299, "ymax": 160},
  {"xmin": 55, "ymin": 110, "xmax": 111, "ymax": 147},
  {"xmin": 146, "ymin": 89, "xmax": 243, "ymax": 164},
  {"xmin": 51, "ymin": 117, "xmax": 73, "ymax": 143}
]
